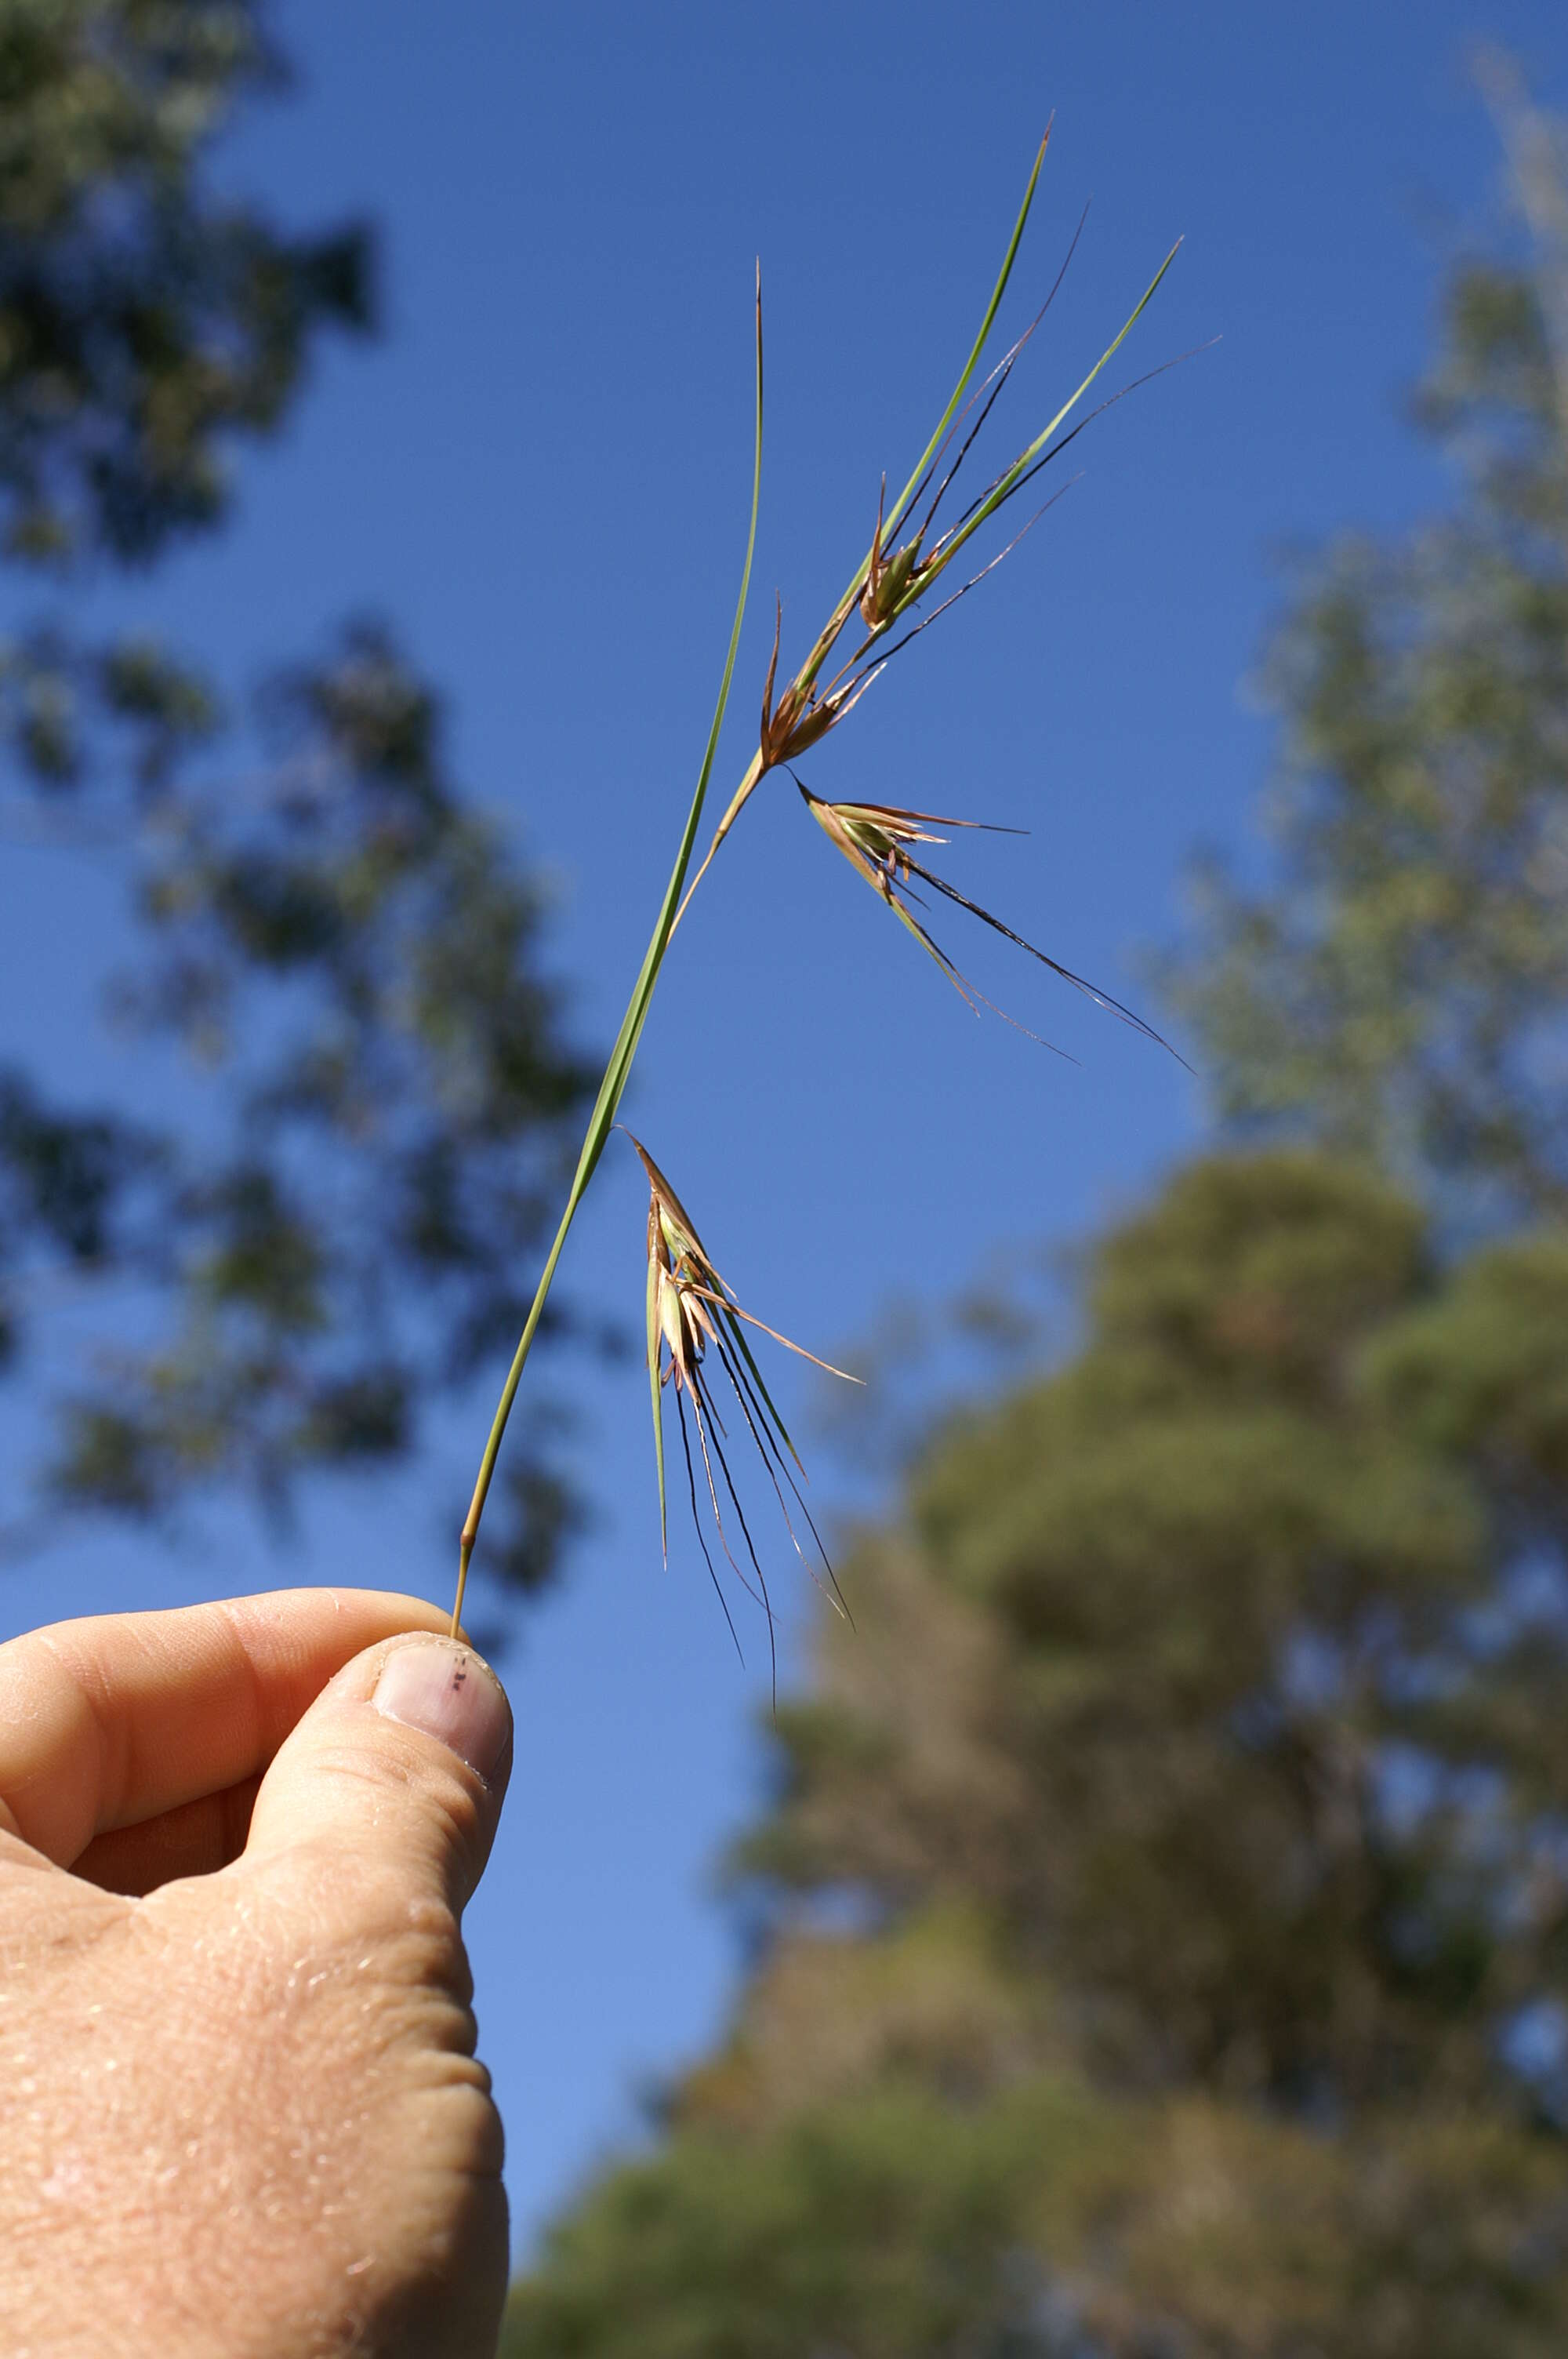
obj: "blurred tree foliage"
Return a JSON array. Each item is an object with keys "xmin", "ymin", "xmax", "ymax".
[
  {"xmin": 1163, "ymin": 66, "xmax": 1568, "ymax": 1230},
  {"xmin": 507, "ymin": 1157, "xmax": 1568, "ymax": 2356},
  {"xmin": 0, "ymin": 3, "xmax": 594, "ymax": 1587},
  {"xmin": 503, "ymin": 82, "xmax": 1568, "ymax": 2359}
]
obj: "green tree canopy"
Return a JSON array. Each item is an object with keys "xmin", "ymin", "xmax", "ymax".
[
  {"xmin": 0, "ymin": 3, "xmax": 594, "ymax": 1591},
  {"xmin": 0, "ymin": 0, "xmax": 372, "ymax": 565},
  {"xmin": 1167, "ymin": 71, "xmax": 1568, "ymax": 1224},
  {"xmin": 506, "ymin": 1152, "xmax": 1568, "ymax": 2357}
]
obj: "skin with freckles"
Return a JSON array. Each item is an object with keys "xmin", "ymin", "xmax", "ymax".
[{"xmin": 0, "ymin": 1589, "xmax": 515, "ymax": 2359}]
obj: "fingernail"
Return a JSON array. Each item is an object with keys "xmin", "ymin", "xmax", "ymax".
[{"xmin": 373, "ymin": 1641, "xmax": 512, "ymax": 1786}]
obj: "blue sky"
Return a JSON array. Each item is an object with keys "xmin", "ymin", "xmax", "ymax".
[{"xmin": 2, "ymin": 0, "xmax": 1565, "ymax": 2259}]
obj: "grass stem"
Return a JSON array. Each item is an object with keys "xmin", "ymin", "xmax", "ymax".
[{"xmin": 449, "ymin": 274, "xmax": 764, "ymax": 1634}]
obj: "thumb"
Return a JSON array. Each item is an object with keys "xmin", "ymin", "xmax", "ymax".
[{"xmin": 243, "ymin": 1632, "xmax": 513, "ymax": 1915}]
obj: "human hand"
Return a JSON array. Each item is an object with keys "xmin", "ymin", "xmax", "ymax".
[{"xmin": 0, "ymin": 1589, "xmax": 514, "ymax": 2359}]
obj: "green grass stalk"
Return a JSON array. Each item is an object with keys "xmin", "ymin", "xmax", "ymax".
[{"xmin": 450, "ymin": 278, "xmax": 764, "ymax": 1635}]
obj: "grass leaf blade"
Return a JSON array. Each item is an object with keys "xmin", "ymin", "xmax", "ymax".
[{"xmin": 884, "ymin": 131, "xmax": 1051, "ymax": 537}]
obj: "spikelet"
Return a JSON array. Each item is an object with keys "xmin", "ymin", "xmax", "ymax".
[
  {"xmin": 798, "ymin": 782, "xmax": 1188, "ymax": 1064},
  {"xmin": 630, "ymin": 1133, "xmax": 857, "ymax": 1687},
  {"xmin": 746, "ymin": 217, "xmax": 1185, "ymax": 794}
]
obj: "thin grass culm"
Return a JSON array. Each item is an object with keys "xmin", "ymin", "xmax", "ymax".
[{"xmin": 450, "ymin": 129, "xmax": 1190, "ymax": 1646}]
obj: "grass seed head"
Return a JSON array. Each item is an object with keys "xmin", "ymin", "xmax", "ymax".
[
  {"xmin": 797, "ymin": 780, "xmax": 1188, "ymax": 1065},
  {"xmin": 859, "ymin": 477, "xmax": 930, "ymax": 630},
  {"xmin": 758, "ymin": 593, "xmax": 884, "ymax": 773},
  {"xmin": 452, "ymin": 136, "xmax": 1189, "ymax": 1642},
  {"xmin": 628, "ymin": 1130, "xmax": 858, "ymax": 1679}
]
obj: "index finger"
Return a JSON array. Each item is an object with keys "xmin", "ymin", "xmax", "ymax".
[{"xmin": 0, "ymin": 1588, "xmax": 452, "ymax": 1867}]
